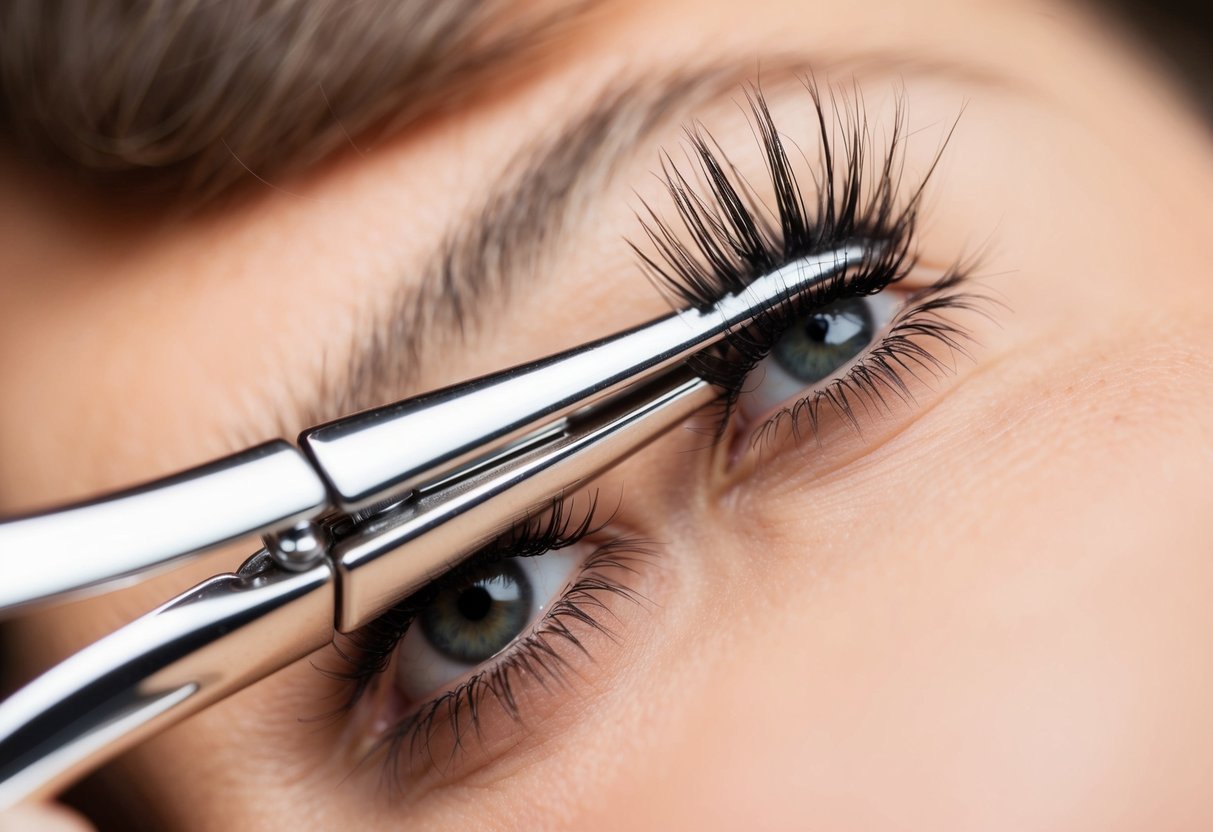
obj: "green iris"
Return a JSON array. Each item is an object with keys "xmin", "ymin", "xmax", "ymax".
[
  {"xmin": 772, "ymin": 297, "xmax": 875, "ymax": 383},
  {"xmin": 420, "ymin": 560, "xmax": 533, "ymax": 664}
]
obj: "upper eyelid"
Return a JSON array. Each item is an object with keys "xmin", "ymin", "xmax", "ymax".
[{"xmin": 631, "ymin": 82, "xmax": 944, "ymax": 338}]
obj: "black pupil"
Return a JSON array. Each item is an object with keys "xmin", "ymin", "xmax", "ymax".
[
  {"xmin": 803, "ymin": 315, "xmax": 831, "ymax": 342},
  {"xmin": 456, "ymin": 586, "xmax": 493, "ymax": 621}
]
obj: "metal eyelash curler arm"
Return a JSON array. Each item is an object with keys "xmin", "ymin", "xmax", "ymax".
[{"xmin": 0, "ymin": 245, "xmax": 865, "ymax": 807}]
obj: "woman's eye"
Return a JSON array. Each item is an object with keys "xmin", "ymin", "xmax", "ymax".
[
  {"xmin": 394, "ymin": 548, "xmax": 584, "ymax": 701},
  {"xmin": 737, "ymin": 292, "xmax": 902, "ymax": 423}
]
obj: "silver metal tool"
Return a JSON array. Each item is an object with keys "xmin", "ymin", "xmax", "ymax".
[{"xmin": 0, "ymin": 245, "xmax": 864, "ymax": 807}]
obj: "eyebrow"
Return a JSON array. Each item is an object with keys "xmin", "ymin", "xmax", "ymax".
[
  {"xmin": 280, "ymin": 52, "xmax": 1006, "ymax": 439},
  {"xmin": 287, "ymin": 64, "xmax": 754, "ymax": 433}
]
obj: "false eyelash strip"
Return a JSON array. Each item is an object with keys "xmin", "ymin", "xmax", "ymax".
[
  {"xmin": 635, "ymin": 84, "xmax": 922, "ymax": 306},
  {"xmin": 632, "ymin": 81, "xmax": 969, "ymax": 428}
]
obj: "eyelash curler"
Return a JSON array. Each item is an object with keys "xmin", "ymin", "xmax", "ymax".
[{"xmin": 0, "ymin": 245, "xmax": 865, "ymax": 807}]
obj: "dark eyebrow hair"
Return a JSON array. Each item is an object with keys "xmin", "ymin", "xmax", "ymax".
[
  {"xmin": 263, "ymin": 51, "xmax": 1023, "ymax": 444},
  {"xmin": 283, "ymin": 65, "xmax": 754, "ymax": 434}
]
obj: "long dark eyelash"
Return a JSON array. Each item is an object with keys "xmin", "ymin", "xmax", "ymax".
[
  {"xmin": 633, "ymin": 81, "xmax": 978, "ymax": 436},
  {"xmin": 322, "ymin": 493, "xmax": 652, "ymax": 781},
  {"xmin": 636, "ymin": 83, "xmax": 919, "ymax": 306},
  {"xmin": 326, "ymin": 81, "xmax": 986, "ymax": 787},
  {"xmin": 751, "ymin": 266, "xmax": 992, "ymax": 450},
  {"xmin": 324, "ymin": 493, "xmax": 610, "ymax": 709},
  {"xmin": 376, "ymin": 538, "xmax": 650, "ymax": 786}
]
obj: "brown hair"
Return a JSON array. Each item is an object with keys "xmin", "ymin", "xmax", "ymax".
[
  {"xmin": 0, "ymin": 1, "xmax": 577, "ymax": 207},
  {"xmin": 0, "ymin": 0, "xmax": 1207, "ymax": 210}
]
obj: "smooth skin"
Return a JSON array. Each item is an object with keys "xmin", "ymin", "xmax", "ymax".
[{"xmin": 2, "ymin": 0, "xmax": 1212, "ymax": 828}]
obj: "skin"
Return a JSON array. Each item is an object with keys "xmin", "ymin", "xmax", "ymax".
[{"xmin": 3, "ymin": 0, "xmax": 1213, "ymax": 828}]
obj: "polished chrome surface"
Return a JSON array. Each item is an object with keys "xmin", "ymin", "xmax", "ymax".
[
  {"xmin": 301, "ymin": 247, "xmax": 863, "ymax": 510},
  {"xmin": 0, "ymin": 368, "xmax": 712, "ymax": 802},
  {"xmin": 265, "ymin": 520, "xmax": 330, "ymax": 572},
  {"xmin": 0, "ymin": 441, "xmax": 329, "ymax": 614},
  {"xmin": 0, "ymin": 246, "xmax": 870, "ymax": 801},
  {"xmin": 333, "ymin": 368, "xmax": 715, "ymax": 631},
  {"xmin": 0, "ymin": 551, "xmax": 334, "ymax": 807}
]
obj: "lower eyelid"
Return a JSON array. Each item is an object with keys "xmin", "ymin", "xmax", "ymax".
[
  {"xmin": 393, "ymin": 547, "xmax": 585, "ymax": 702},
  {"xmin": 733, "ymin": 289, "xmax": 906, "ymax": 430},
  {"xmin": 342, "ymin": 534, "xmax": 656, "ymax": 784},
  {"xmin": 718, "ymin": 269, "xmax": 992, "ymax": 481}
]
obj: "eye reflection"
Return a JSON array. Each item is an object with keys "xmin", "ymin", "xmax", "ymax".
[
  {"xmin": 739, "ymin": 292, "xmax": 901, "ymax": 422},
  {"xmin": 395, "ymin": 548, "xmax": 583, "ymax": 700}
]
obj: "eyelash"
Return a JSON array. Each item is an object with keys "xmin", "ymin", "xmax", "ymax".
[
  {"xmin": 635, "ymin": 84, "xmax": 987, "ymax": 446},
  {"xmin": 325, "ymin": 494, "xmax": 654, "ymax": 782},
  {"xmin": 330, "ymin": 81, "xmax": 991, "ymax": 781}
]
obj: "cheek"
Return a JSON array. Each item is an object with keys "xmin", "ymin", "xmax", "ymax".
[
  {"xmin": 628, "ymin": 562, "xmax": 1213, "ymax": 830},
  {"xmin": 605, "ymin": 332, "xmax": 1213, "ymax": 829},
  {"xmin": 608, "ymin": 508, "xmax": 1213, "ymax": 829}
]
